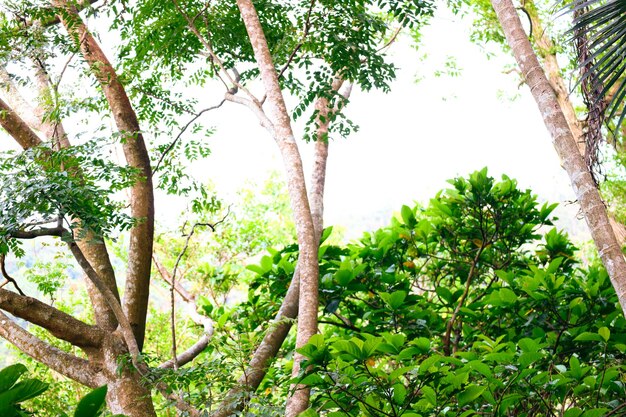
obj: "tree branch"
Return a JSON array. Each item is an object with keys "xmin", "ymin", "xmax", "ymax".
[
  {"xmin": 0, "ymin": 255, "xmax": 25, "ymax": 296},
  {"xmin": 211, "ymin": 77, "xmax": 351, "ymax": 417},
  {"xmin": 55, "ymin": 0, "xmax": 155, "ymax": 350},
  {"xmin": 0, "ymin": 288, "xmax": 104, "ymax": 348},
  {"xmin": 158, "ymin": 334, "xmax": 210, "ymax": 369},
  {"xmin": 0, "ymin": 310, "xmax": 104, "ymax": 388},
  {"xmin": 0, "ymin": 97, "xmax": 44, "ymax": 149}
]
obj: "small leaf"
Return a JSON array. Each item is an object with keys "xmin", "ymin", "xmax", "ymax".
[
  {"xmin": 574, "ymin": 332, "xmax": 604, "ymax": 342},
  {"xmin": 401, "ymin": 205, "xmax": 417, "ymax": 227},
  {"xmin": 0, "ymin": 364, "xmax": 27, "ymax": 393},
  {"xmin": 297, "ymin": 409, "xmax": 319, "ymax": 417},
  {"xmin": 598, "ymin": 327, "xmax": 610, "ymax": 342}
]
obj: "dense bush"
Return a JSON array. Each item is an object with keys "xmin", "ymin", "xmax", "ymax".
[{"xmin": 238, "ymin": 169, "xmax": 625, "ymax": 416}]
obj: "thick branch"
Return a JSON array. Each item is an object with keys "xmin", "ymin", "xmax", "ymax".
[
  {"xmin": 55, "ymin": 1, "xmax": 155, "ymax": 349},
  {"xmin": 0, "ymin": 310, "xmax": 103, "ymax": 388},
  {"xmin": 210, "ymin": 80, "xmax": 350, "ymax": 417},
  {"xmin": 67, "ymin": 241, "xmax": 142, "ymax": 365},
  {"xmin": 0, "ymin": 97, "xmax": 44, "ymax": 149},
  {"xmin": 0, "ymin": 288, "xmax": 104, "ymax": 348}
]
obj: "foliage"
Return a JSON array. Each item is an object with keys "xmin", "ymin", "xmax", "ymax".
[
  {"xmin": 229, "ymin": 169, "xmax": 626, "ymax": 417},
  {"xmin": 0, "ymin": 363, "xmax": 48, "ymax": 417},
  {"xmin": 0, "ymin": 363, "xmax": 119, "ymax": 417},
  {"xmin": 0, "ymin": 140, "xmax": 139, "ymax": 257}
]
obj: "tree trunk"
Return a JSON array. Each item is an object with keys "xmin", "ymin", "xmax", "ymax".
[
  {"xmin": 524, "ymin": 0, "xmax": 626, "ymax": 243},
  {"xmin": 235, "ymin": 2, "xmax": 320, "ymax": 415},
  {"xmin": 98, "ymin": 333, "xmax": 157, "ymax": 417},
  {"xmin": 491, "ymin": 0, "xmax": 626, "ymax": 313}
]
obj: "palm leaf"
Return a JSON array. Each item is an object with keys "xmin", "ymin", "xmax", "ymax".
[{"xmin": 566, "ymin": 0, "xmax": 626, "ymax": 129}]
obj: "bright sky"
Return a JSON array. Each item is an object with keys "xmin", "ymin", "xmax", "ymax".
[
  {"xmin": 0, "ymin": 5, "xmax": 587, "ymax": 242},
  {"xmin": 185, "ymin": 8, "xmax": 586, "ymax": 240}
]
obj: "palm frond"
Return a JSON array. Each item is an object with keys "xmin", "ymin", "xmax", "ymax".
[{"xmin": 568, "ymin": 0, "xmax": 626, "ymax": 130}]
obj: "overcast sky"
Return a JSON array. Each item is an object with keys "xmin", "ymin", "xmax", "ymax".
[
  {"xmin": 0, "ymin": 4, "xmax": 587, "ymax": 242},
  {"xmin": 185, "ymin": 7, "xmax": 585, "ymax": 240}
]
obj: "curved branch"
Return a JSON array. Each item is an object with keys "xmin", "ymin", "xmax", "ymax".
[
  {"xmin": 0, "ymin": 310, "xmax": 104, "ymax": 388},
  {"xmin": 158, "ymin": 335, "xmax": 210, "ymax": 369},
  {"xmin": 0, "ymin": 288, "xmax": 104, "ymax": 348}
]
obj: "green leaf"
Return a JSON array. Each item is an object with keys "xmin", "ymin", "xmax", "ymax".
[
  {"xmin": 332, "ymin": 340, "xmax": 362, "ymax": 360},
  {"xmin": 393, "ymin": 384, "xmax": 407, "ymax": 404},
  {"xmin": 421, "ymin": 385, "xmax": 437, "ymax": 406},
  {"xmin": 458, "ymin": 385, "xmax": 485, "ymax": 407},
  {"xmin": 564, "ymin": 408, "xmax": 583, "ymax": 417},
  {"xmin": 389, "ymin": 291, "xmax": 407, "ymax": 309},
  {"xmin": 0, "ymin": 364, "xmax": 27, "ymax": 393},
  {"xmin": 598, "ymin": 327, "xmax": 610, "ymax": 342},
  {"xmin": 401, "ymin": 205, "xmax": 417, "ymax": 227},
  {"xmin": 3, "ymin": 379, "xmax": 48, "ymax": 404},
  {"xmin": 320, "ymin": 226, "xmax": 333, "ymax": 244},
  {"xmin": 297, "ymin": 409, "xmax": 319, "ymax": 417},
  {"xmin": 574, "ymin": 332, "xmax": 604, "ymax": 342},
  {"xmin": 436, "ymin": 286, "xmax": 453, "ymax": 304},
  {"xmin": 74, "ymin": 386, "xmax": 107, "ymax": 417},
  {"xmin": 299, "ymin": 374, "xmax": 324, "ymax": 386},
  {"xmin": 335, "ymin": 269, "xmax": 354, "ymax": 286},
  {"xmin": 581, "ymin": 409, "xmax": 609, "ymax": 417},
  {"xmin": 362, "ymin": 336, "xmax": 382, "ymax": 358}
]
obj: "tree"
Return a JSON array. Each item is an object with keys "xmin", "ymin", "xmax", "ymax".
[
  {"xmin": 0, "ymin": 1, "xmax": 432, "ymax": 415},
  {"xmin": 489, "ymin": 0, "xmax": 626, "ymax": 314}
]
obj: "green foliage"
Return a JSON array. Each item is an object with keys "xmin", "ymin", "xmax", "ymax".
[
  {"xmin": 0, "ymin": 141, "xmax": 139, "ymax": 256},
  {"xmin": 0, "ymin": 363, "xmax": 48, "ymax": 417},
  {"xmin": 0, "ymin": 365, "xmax": 122, "ymax": 417},
  {"xmin": 231, "ymin": 169, "xmax": 626, "ymax": 417}
]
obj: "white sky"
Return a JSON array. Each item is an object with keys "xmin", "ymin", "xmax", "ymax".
[
  {"xmin": 184, "ymin": 8, "xmax": 585, "ymax": 240},
  {"xmin": 0, "ymin": 5, "xmax": 587, "ymax": 242}
]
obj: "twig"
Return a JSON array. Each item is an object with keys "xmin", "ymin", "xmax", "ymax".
[
  {"xmin": 172, "ymin": 0, "xmax": 259, "ymax": 104},
  {"xmin": 153, "ymin": 98, "xmax": 226, "ymax": 175},
  {"xmin": 169, "ymin": 208, "xmax": 231, "ymax": 370},
  {"xmin": 276, "ymin": 0, "xmax": 316, "ymax": 81},
  {"xmin": 0, "ymin": 254, "xmax": 25, "ymax": 296}
]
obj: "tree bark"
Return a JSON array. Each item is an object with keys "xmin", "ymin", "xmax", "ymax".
[
  {"xmin": 211, "ymin": 77, "xmax": 350, "ymax": 417},
  {"xmin": 54, "ymin": 0, "xmax": 155, "ymax": 349},
  {"xmin": 0, "ymin": 289, "xmax": 103, "ymax": 348},
  {"xmin": 0, "ymin": 310, "xmax": 104, "ymax": 387},
  {"xmin": 235, "ymin": 2, "xmax": 320, "ymax": 415},
  {"xmin": 491, "ymin": 0, "xmax": 626, "ymax": 313},
  {"xmin": 524, "ymin": 1, "xmax": 626, "ymax": 243}
]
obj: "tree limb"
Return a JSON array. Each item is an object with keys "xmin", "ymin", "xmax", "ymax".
[
  {"xmin": 55, "ymin": 0, "xmax": 155, "ymax": 350},
  {"xmin": 0, "ymin": 310, "xmax": 104, "ymax": 388},
  {"xmin": 158, "ymin": 334, "xmax": 210, "ymax": 369},
  {"xmin": 211, "ymin": 81, "xmax": 350, "ymax": 417},
  {"xmin": 0, "ymin": 287, "xmax": 104, "ymax": 348},
  {"xmin": 0, "ymin": 97, "xmax": 44, "ymax": 149}
]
